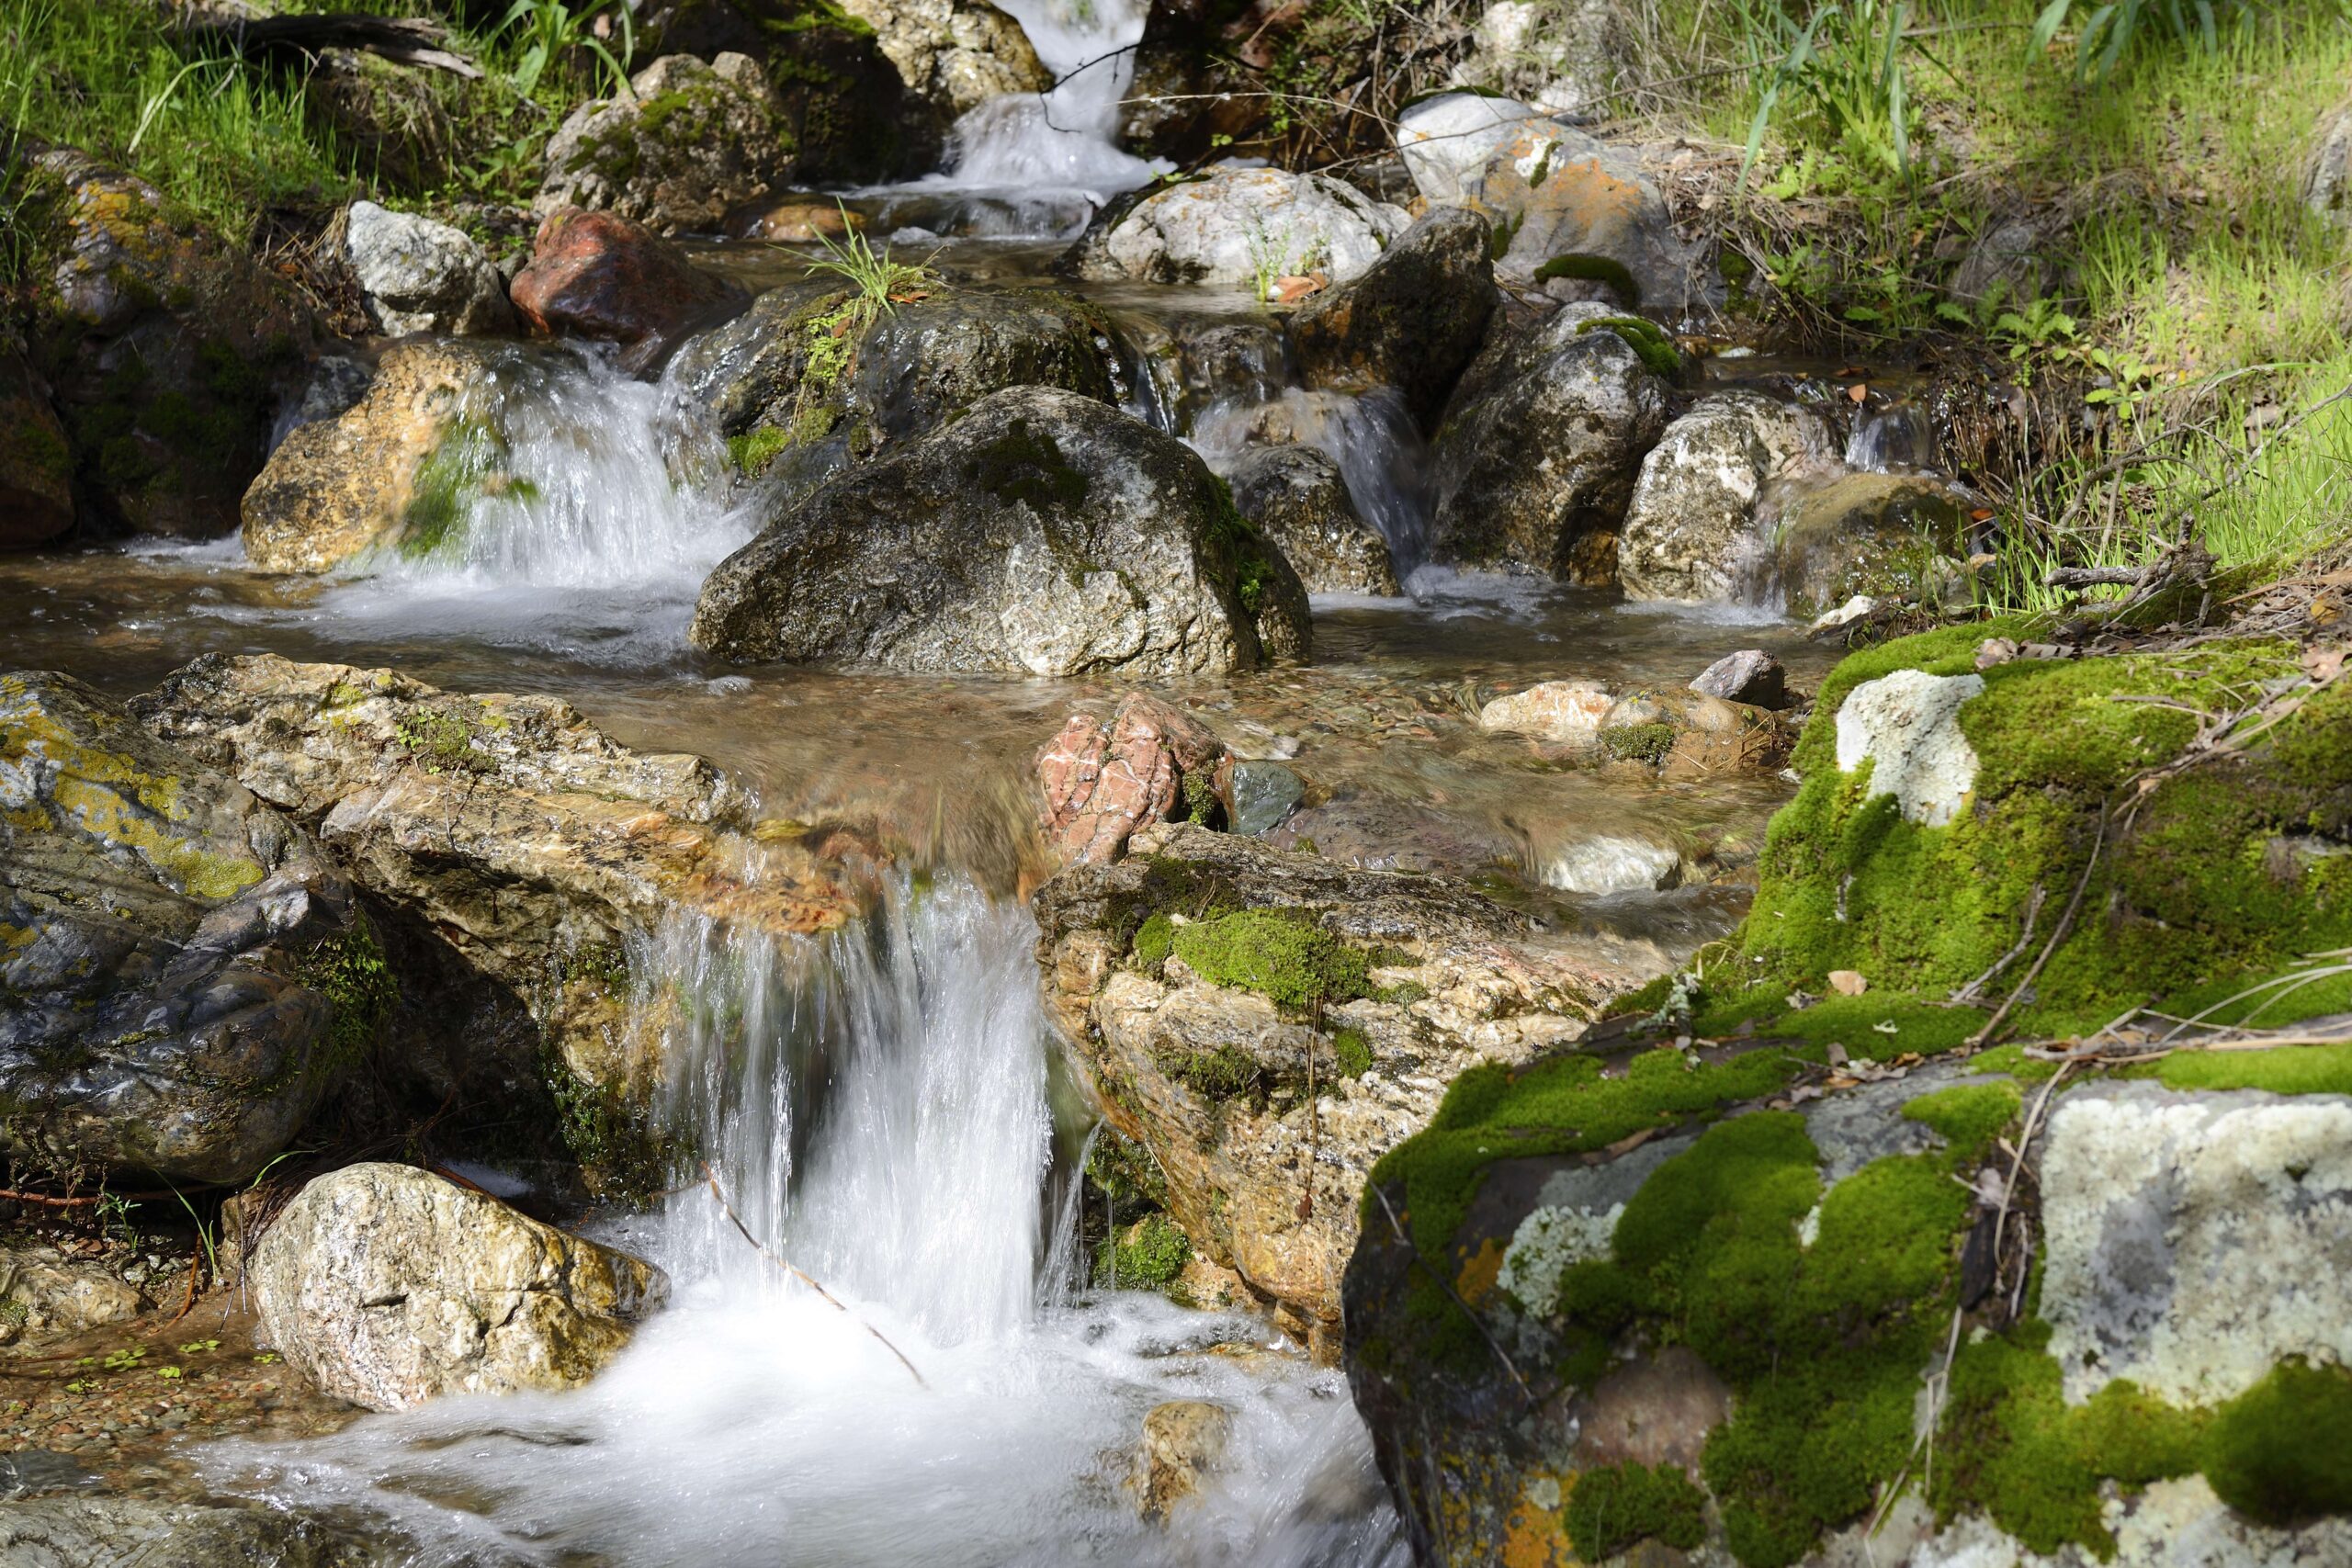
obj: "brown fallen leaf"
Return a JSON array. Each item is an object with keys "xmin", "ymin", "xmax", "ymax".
[{"xmin": 1847, "ymin": 383, "xmax": 1870, "ymax": 403}]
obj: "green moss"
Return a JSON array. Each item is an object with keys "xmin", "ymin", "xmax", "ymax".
[
  {"xmin": 1535, "ymin": 252, "xmax": 1642, "ymax": 306},
  {"xmin": 393, "ymin": 706, "xmax": 482, "ymax": 773},
  {"xmin": 1564, "ymin": 1461, "xmax": 1708, "ymax": 1560},
  {"xmin": 1085, "ymin": 1124, "xmax": 1167, "ymax": 1213},
  {"xmin": 1132, "ymin": 910, "xmax": 1176, "ymax": 970},
  {"xmin": 1576, "ymin": 315, "xmax": 1679, "ymax": 377},
  {"xmin": 728, "ymin": 425, "xmax": 793, "ymax": 476},
  {"xmin": 965, "ymin": 416, "xmax": 1088, "ymax": 511},
  {"xmin": 2151, "ymin": 1042, "xmax": 2352, "ymax": 1095},
  {"xmin": 1153, "ymin": 1041, "xmax": 1267, "ymax": 1100},
  {"xmin": 1170, "ymin": 908, "xmax": 1372, "ymax": 1010},
  {"xmin": 1600, "ymin": 721, "xmax": 1677, "ymax": 765},
  {"xmin": 1096, "ymin": 1212, "xmax": 1192, "ymax": 1290},
  {"xmin": 1332, "ymin": 1027, "xmax": 1373, "ymax": 1078},
  {"xmin": 1182, "ymin": 771, "xmax": 1220, "ymax": 826},
  {"xmin": 401, "ymin": 417, "xmax": 504, "ymax": 559},
  {"xmin": 293, "ymin": 915, "xmax": 396, "ymax": 1073},
  {"xmin": 2071, "ymin": 1380, "xmax": 2210, "ymax": 1486},
  {"xmin": 2202, "ymin": 1359, "xmax": 2352, "ymax": 1525},
  {"xmin": 1901, "ymin": 1081, "xmax": 2022, "ymax": 1156}
]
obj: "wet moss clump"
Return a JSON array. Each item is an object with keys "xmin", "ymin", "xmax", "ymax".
[
  {"xmin": 1331, "ymin": 1027, "xmax": 1373, "ymax": 1078},
  {"xmin": 1576, "ymin": 314, "xmax": 1679, "ymax": 378},
  {"xmin": 727, "ymin": 426, "xmax": 792, "ymax": 476},
  {"xmin": 967, "ymin": 416, "xmax": 1089, "ymax": 511},
  {"xmin": 1600, "ymin": 721, "xmax": 1677, "ymax": 765},
  {"xmin": 1169, "ymin": 908, "xmax": 1372, "ymax": 1011},
  {"xmin": 2202, "ymin": 1359, "xmax": 2352, "ymax": 1524},
  {"xmin": 1899, "ymin": 1080, "xmax": 2020, "ymax": 1158},
  {"xmin": 293, "ymin": 915, "xmax": 397, "ymax": 1074},
  {"xmin": 1095, "ymin": 1212, "xmax": 1192, "ymax": 1290},
  {"xmin": 1564, "ymin": 1461, "xmax": 1708, "ymax": 1560},
  {"xmin": 1535, "ymin": 252, "xmax": 1642, "ymax": 306}
]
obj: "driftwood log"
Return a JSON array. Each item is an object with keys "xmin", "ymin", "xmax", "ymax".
[{"xmin": 168, "ymin": 6, "xmax": 483, "ymax": 77}]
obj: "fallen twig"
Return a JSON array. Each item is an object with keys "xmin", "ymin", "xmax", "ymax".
[
  {"xmin": 1970, "ymin": 815, "xmax": 2105, "ymax": 1049},
  {"xmin": 701, "ymin": 1163, "xmax": 927, "ymax": 1389}
]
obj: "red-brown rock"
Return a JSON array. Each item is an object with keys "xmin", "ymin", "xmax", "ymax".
[
  {"xmin": 508, "ymin": 209, "xmax": 747, "ymax": 374},
  {"xmin": 1036, "ymin": 695, "xmax": 1227, "ymax": 866}
]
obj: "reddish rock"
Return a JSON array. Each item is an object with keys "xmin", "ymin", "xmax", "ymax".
[
  {"xmin": 1036, "ymin": 695, "xmax": 1227, "ymax": 866},
  {"xmin": 509, "ymin": 209, "xmax": 747, "ymax": 374}
]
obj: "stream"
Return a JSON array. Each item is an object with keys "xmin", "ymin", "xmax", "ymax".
[{"xmin": 0, "ymin": 6, "xmax": 1936, "ymax": 1560}]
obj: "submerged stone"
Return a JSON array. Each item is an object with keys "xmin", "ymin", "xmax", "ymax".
[{"xmin": 1227, "ymin": 761, "xmax": 1305, "ymax": 837}]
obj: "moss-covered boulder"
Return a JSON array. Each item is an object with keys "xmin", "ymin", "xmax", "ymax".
[
  {"xmin": 1343, "ymin": 624, "xmax": 2352, "ymax": 1565},
  {"xmin": 690, "ymin": 385, "xmax": 1310, "ymax": 675},
  {"xmin": 535, "ymin": 52, "xmax": 797, "ymax": 236},
  {"xmin": 133, "ymin": 653, "xmax": 869, "ymax": 1118},
  {"xmin": 1429, "ymin": 310, "xmax": 1675, "ymax": 582},
  {"xmin": 303, "ymin": 47, "xmax": 493, "ymax": 197},
  {"xmin": 1759, "ymin": 471, "xmax": 1973, "ymax": 619},
  {"xmin": 667, "ymin": 277, "xmax": 1126, "ymax": 506},
  {"xmin": 1034, "ymin": 821, "xmax": 1642, "ymax": 1357},
  {"xmin": 241, "ymin": 340, "xmax": 509, "ymax": 574},
  {"xmin": 19, "ymin": 150, "xmax": 316, "ymax": 540},
  {"xmin": 0, "ymin": 671, "xmax": 376, "ymax": 1184}
]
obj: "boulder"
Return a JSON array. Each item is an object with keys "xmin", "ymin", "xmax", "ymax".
[
  {"xmin": 2307, "ymin": 102, "xmax": 2352, "ymax": 227},
  {"xmin": 745, "ymin": 197, "xmax": 865, "ymax": 242},
  {"xmin": 1832, "ymin": 669, "xmax": 1984, "ymax": 828},
  {"xmin": 1225, "ymin": 444, "xmax": 1398, "ymax": 596},
  {"xmin": 21, "ymin": 150, "xmax": 315, "ymax": 538},
  {"xmin": 1287, "ymin": 206, "xmax": 1496, "ymax": 429},
  {"xmin": 1419, "ymin": 111, "xmax": 1717, "ymax": 313},
  {"xmin": 1060, "ymin": 168, "xmax": 1408, "ymax": 292},
  {"xmin": 0, "ymin": 1244, "xmax": 145, "ymax": 1341},
  {"xmin": 510, "ymin": 208, "xmax": 749, "ymax": 374},
  {"xmin": 1618, "ymin": 391, "xmax": 1836, "ymax": 602},
  {"xmin": 535, "ymin": 53, "xmax": 796, "ymax": 235},
  {"xmin": 1394, "ymin": 93, "xmax": 1543, "ymax": 208},
  {"xmin": 1268, "ymin": 792, "xmax": 1524, "ymax": 878},
  {"xmin": 0, "ymin": 338, "xmax": 74, "ymax": 548},
  {"xmin": 836, "ymin": 0, "xmax": 1049, "ymax": 119},
  {"xmin": 1429, "ymin": 314, "xmax": 1672, "ymax": 581},
  {"xmin": 253, "ymin": 1162, "xmax": 667, "ymax": 1412},
  {"xmin": 1132, "ymin": 1400, "xmax": 1232, "ymax": 1518},
  {"xmin": 668, "ymin": 279, "xmax": 1122, "ymax": 502},
  {"xmin": 344, "ymin": 200, "xmax": 514, "ymax": 338},
  {"xmin": 689, "ymin": 385, "xmax": 1311, "ymax": 676},
  {"xmin": 1227, "ymin": 761, "xmax": 1305, "ymax": 837},
  {"xmin": 133, "ymin": 654, "xmax": 864, "ymax": 1099},
  {"xmin": 1690, "ymin": 649, "xmax": 1789, "ymax": 710},
  {"xmin": 1482, "ymin": 678, "xmax": 1790, "ymax": 776},
  {"xmin": 242, "ymin": 339, "xmax": 500, "ymax": 574},
  {"xmin": 1760, "ymin": 471, "xmax": 1971, "ymax": 617},
  {"xmin": 0, "ymin": 1496, "xmax": 378, "ymax": 1568},
  {"xmin": 1036, "ymin": 694, "xmax": 1227, "ymax": 867},
  {"xmin": 1479, "ymin": 679, "xmax": 1614, "ymax": 740},
  {"xmin": 1034, "ymin": 822, "xmax": 1626, "ymax": 1343},
  {"xmin": 1449, "ymin": 0, "xmax": 1632, "ymax": 119},
  {"xmin": 1542, "ymin": 832, "xmax": 1684, "ymax": 894},
  {"xmin": 1, "ymin": 672, "xmax": 375, "ymax": 1184}
]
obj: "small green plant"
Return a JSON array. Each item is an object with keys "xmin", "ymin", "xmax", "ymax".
[
  {"xmin": 2031, "ymin": 0, "xmax": 2249, "ymax": 82},
  {"xmin": 1739, "ymin": 0, "xmax": 1928, "ymax": 180},
  {"xmin": 495, "ymin": 0, "xmax": 635, "ymax": 102},
  {"xmin": 1242, "ymin": 213, "xmax": 1304, "ymax": 303},
  {"xmin": 1096, "ymin": 1213, "xmax": 1192, "ymax": 1290},
  {"xmin": 805, "ymin": 208, "xmax": 935, "ymax": 330}
]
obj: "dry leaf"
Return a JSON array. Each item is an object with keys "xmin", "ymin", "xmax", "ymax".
[{"xmin": 1828, "ymin": 969, "xmax": 1868, "ymax": 997}]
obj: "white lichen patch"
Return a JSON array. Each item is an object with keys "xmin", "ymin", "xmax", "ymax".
[
  {"xmin": 1832, "ymin": 669, "xmax": 1984, "ymax": 827},
  {"xmin": 2107, "ymin": 1474, "xmax": 2352, "ymax": 1567},
  {"xmin": 2039, "ymin": 1087, "xmax": 2352, "ymax": 1405},
  {"xmin": 1497, "ymin": 1201, "xmax": 1623, "ymax": 1316}
]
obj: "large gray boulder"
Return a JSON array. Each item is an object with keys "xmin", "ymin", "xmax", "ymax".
[
  {"xmin": 668, "ymin": 279, "xmax": 1124, "ymax": 503},
  {"xmin": 690, "ymin": 386, "xmax": 1311, "ymax": 675},
  {"xmin": 1449, "ymin": 0, "xmax": 1632, "ymax": 119},
  {"xmin": 0, "ymin": 672, "xmax": 374, "ymax": 1184},
  {"xmin": 1428, "ymin": 311, "xmax": 1672, "ymax": 581},
  {"xmin": 344, "ymin": 200, "xmax": 513, "ymax": 338},
  {"xmin": 836, "ymin": 0, "xmax": 1048, "ymax": 118},
  {"xmin": 1619, "ymin": 391, "xmax": 1835, "ymax": 601},
  {"xmin": 1062, "ymin": 168, "xmax": 1408, "ymax": 292},
  {"xmin": 0, "ymin": 1496, "xmax": 379, "ymax": 1567},
  {"xmin": 253, "ymin": 1162, "xmax": 667, "ymax": 1412},
  {"xmin": 535, "ymin": 53, "xmax": 795, "ymax": 234},
  {"xmin": 1225, "ymin": 444, "xmax": 1398, "ymax": 596},
  {"xmin": 1287, "ymin": 206, "xmax": 1496, "ymax": 428}
]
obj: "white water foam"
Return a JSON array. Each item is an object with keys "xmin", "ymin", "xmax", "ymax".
[{"xmin": 197, "ymin": 881, "xmax": 1404, "ymax": 1567}]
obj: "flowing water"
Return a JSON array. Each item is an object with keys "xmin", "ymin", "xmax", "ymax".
[{"xmin": 0, "ymin": 17, "xmax": 1963, "ymax": 1558}]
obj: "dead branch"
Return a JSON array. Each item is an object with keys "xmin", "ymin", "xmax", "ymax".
[{"xmin": 172, "ymin": 7, "xmax": 483, "ymax": 77}]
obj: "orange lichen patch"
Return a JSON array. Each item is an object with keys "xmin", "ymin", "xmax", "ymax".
[
  {"xmin": 1455, "ymin": 1235, "xmax": 1507, "ymax": 1306},
  {"xmin": 1501, "ymin": 1480, "xmax": 1580, "ymax": 1568}
]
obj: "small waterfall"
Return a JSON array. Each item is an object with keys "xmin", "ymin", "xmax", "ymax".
[
  {"xmin": 946, "ymin": 0, "xmax": 1160, "ymax": 196},
  {"xmin": 1844, "ymin": 401, "xmax": 1935, "ymax": 473},
  {"xmin": 1190, "ymin": 388, "xmax": 1431, "ymax": 575}
]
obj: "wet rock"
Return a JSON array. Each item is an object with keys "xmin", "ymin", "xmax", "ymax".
[
  {"xmin": 22, "ymin": 150, "xmax": 315, "ymax": 538},
  {"xmin": 1618, "ymin": 391, "xmax": 1836, "ymax": 602},
  {"xmin": 0, "ymin": 1450, "xmax": 102, "ymax": 1502},
  {"xmin": 1395, "ymin": 93, "xmax": 1544, "ymax": 207},
  {"xmin": 838, "ymin": 0, "xmax": 1048, "ymax": 119},
  {"xmin": 345, "ymin": 201, "xmax": 514, "ymax": 338},
  {"xmin": 277, "ymin": 354, "xmax": 378, "ymax": 439},
  {"xmin": 1287, "ymin": 207, "xmax": 1497, "ymax": 429},
  {"xmin": 0, "ymin": 338, "xmax": 74, "ymax": 549},
  {"xmin": 1429, "ymin": 313, "xmax": 1672, "ymax": 581},
  {"xmin": 254, "ymin": 1162, "xmax": 668, "ymax": 1412},
  {"xmin": 1690, "ymin": 649, "xmax": 1789, "ymax": 710},
  {"xmin": 669, "ymin": 279, "xmax": 1121, "ymax": 502},
  {"xmin": 134, "ymin": 653, "xmax": 863, "ymax": 1096},
  {"xmin": 1, "ymin": 671, "xmax": 371, "ymax": 1184},
  {"xmin": 1833, "ymin": 669, "xmax": 1984, "ymax": 828},
  {"xmin": 242, "ymin": 339, "xmax": 501, "ymax": 574},
  {"xmin": 1409, "ymin": 109, "xmax": 1716, "ymax": 312},
  {"xmin": 0, "ymin": 1245, "xmax": 144, "ymax": 1340},
  {"xmin": 1270, "ymin": 792, "xmax": 1523, "ymax": 877},
  {"xmin": 1225, "ymin": 445, "xmax": 1398, "ymax": 597},
  {"xmin": 1227, "ymin": 761, "xmax": 1305, "ymax": 837},
  {"xmin": 1035, "ymin": 822, "xmax": 1626, "ymax": 1335},
  {"xmin": 0, "ymin": 1495, "xmax": 379, "ymax": 1567},
  {"xmin": 1478, "ymin": 679, "xmax": 1614, "ymax": 740},
  {"xmin": 511, "ymin": 208, "xmax": 749, "ymax": 374},
  {"xmin": 1036, "ymin": 694, "xmax": 1227, "ymax": 866},
  {"xmin": 1543, "ymin": 833, "xmax": 1683, "ymax": 895},
  {"xmin": 1132, "ymin": 1400, "xmax": 1232, "ymax": 1519},
  {"xmin": 1060, "ymin": 168, "xmax": 1408, "ymax": 292},
  {"xmin": 746, "ymin": 197, "xmax": 865, "ymax": 242},
  {"xmin": 1603, "ymin": 688, "xmax": 1792, "ymax": 779},
  {"xmin": 536, "ymin": 53, "xmax": 796, "ymax": 235},
  {"xmin": 690, "ymin": 385, "xmax": 1310, "ymax": 676},
  {"xmin": 2307, "ymin": 101, "xmax": 2352, "ymax": 227},
  {"xmin": 1762, "ymin": 471, "xmax": 1970, "ymax": 616},
  {"xmin": 1449, "ymin": 0, "xmax": 1631, "ymax": 119}
]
